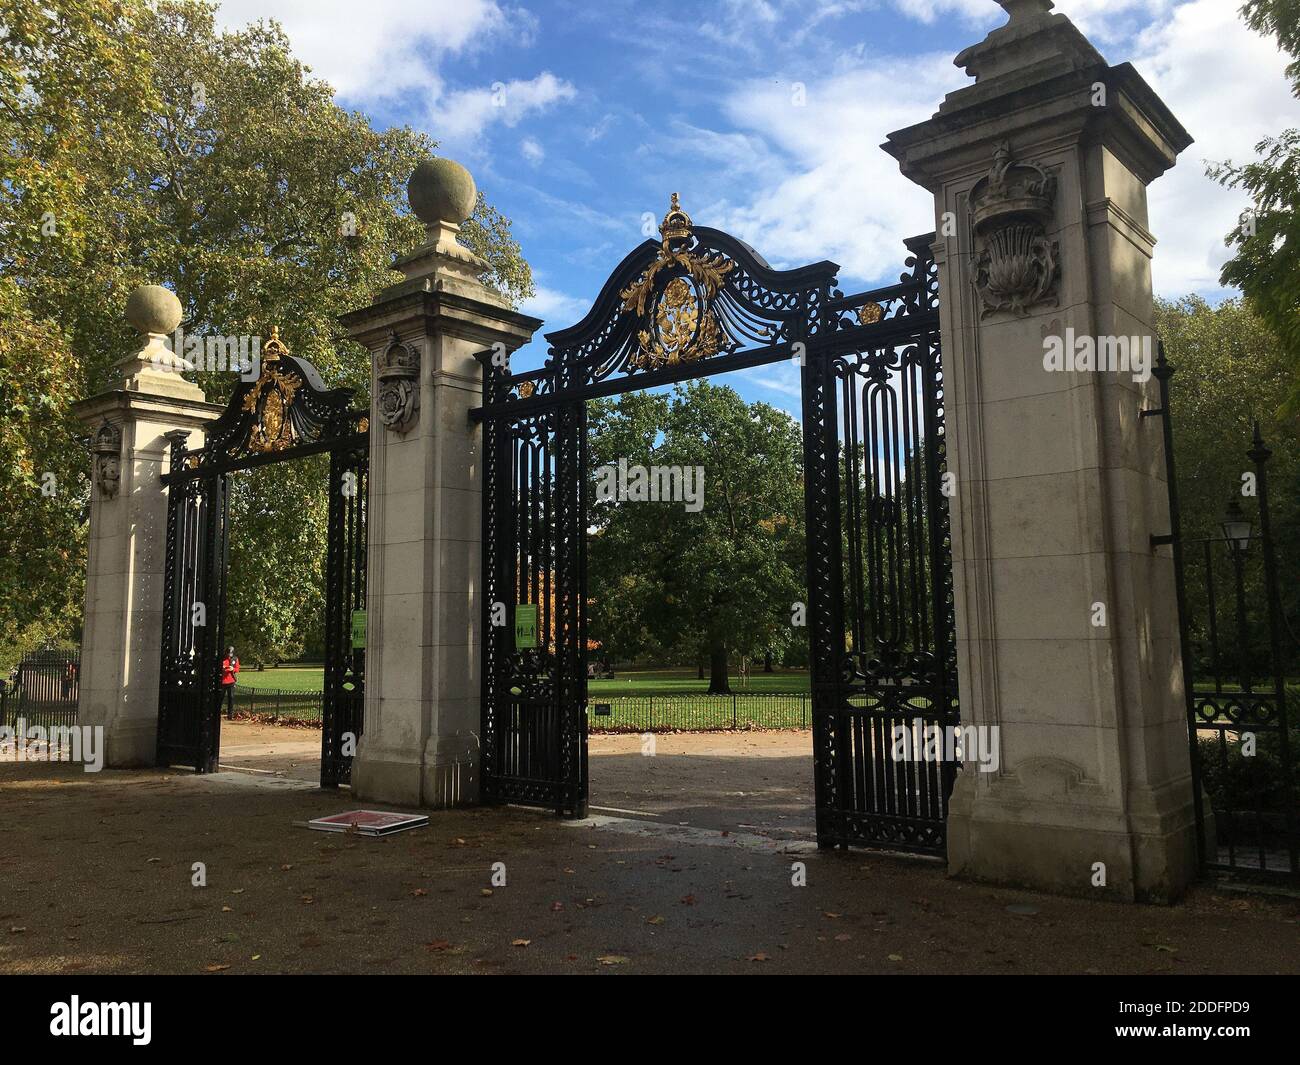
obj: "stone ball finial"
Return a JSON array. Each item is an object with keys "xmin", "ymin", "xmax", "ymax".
[
  {"xmin": 407, "ymin": 157, "xmax": 477, "ymax": 227},
  {"xmin": 125, "ymin": 284, "xmax": 182, "ymax": 336}
]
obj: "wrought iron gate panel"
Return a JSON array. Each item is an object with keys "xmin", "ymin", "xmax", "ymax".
[
  {"xmin": 156, "ymin": 331, "xmax": 368, "ymax": 785},
  {"xmin": 322, "ymin": 441, "xmax": 368, "ymax": 787},
  {"xmin": 157, "ymin": 434, "xmax": 229, "ymax": 773},
  {"xmin": 804, "ymin": 240, "xmax": 957, "ymax": 855},
  {"xmin": 474, "ymin": 200, "xmax": 954, "ymax": 845},
  {"xmin": 480, "ymin": 378, "xmax": 587, "ymax": 815}
]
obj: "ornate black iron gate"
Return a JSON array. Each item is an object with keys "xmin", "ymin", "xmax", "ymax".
[
  {"xmin": 1152, "ymin": 349, "xmax": 1298, "ymax": 882},
  {"xmin": 474, "ymin": 199, "xmax": 957, "ymax": 853},
  {"xmin": 156, "ymin": 330, "xmax": 369, "ymax": 786},
  {"xmin": 803, "ymin": 238, "xmax": 957, "ymax": 853}
]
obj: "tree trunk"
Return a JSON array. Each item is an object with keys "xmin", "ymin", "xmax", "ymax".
[
  {"xmin": 763, "ymin": 652, "xmax": 773, "ymax": 673},
  {"xmin": 697, "ymin": 658, "xmax": 705, "ymax": 680},
  {"xmin": 707, "ymin": 646, "xmax": 730, "ymax": 694}
]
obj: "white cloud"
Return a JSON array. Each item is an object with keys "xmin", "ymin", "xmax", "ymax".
[
  {"xmin": 1131, "ymin": 0, "xmax": 1294, "ymax": 295},
  {"xmin": 521, "ymin": 137, "xmax": 546, "ymax": 166},
  {"xmin": 214, "ymin": 0, "xmax": 516, "ymax": 101},
  {"xmin": 427, "ymin": 72, "xmax": 577, "ymax": 147},
  {"xmin": 520, "ymin": 285, "xmax": 591, "ymax": 326},
  {"xmin": 674, "ymin": 0, "xmax": 1290, "ymax": 298},
  {"xmin": 701, "ymin": 53, "xmax": 963, "ymax": 286}
]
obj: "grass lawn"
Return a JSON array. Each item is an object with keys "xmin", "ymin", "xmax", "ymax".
[
  {"xmin": 589, "ymin": 668, "xmax": 809, "ymax": 693},
  {"xmin": 235, "ymin": 665, "xmax": 811, "ymax": 693},
  {"xmin": 235, "ymin": 667, "xmax": 325, "ymax": 692}
]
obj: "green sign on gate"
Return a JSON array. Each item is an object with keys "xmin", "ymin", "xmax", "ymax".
[
  {"xmin": 350, "ymin": 609, "xmax": 367, "ymax": 650},
  {"xmin": 514, "ymin": 604, "xmax": 538, "ymax": 649}
]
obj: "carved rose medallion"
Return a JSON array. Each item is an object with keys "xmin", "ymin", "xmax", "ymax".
[
  {"xmin": 92, "ymin": 420, "xmax": 122, "ymax": 499},
  {"xmin": 376, "ymin": 331, "xmax": 419, "ymax": 432}
]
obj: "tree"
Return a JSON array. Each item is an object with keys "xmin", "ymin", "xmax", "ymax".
[
  {"xmin": 1155, "ymin": 295, "xmax": 1300, "ymax": 674},
  {"xmin": 586, "ymin": 382, "xmax": 806, "ymax": 693},
  {"xmin": 1209, "ymin": 1, "xmax": 1300, "ymax": 413},
  {"xmin": 0, "ymin": 0, "xmax": 533, "ymax": 662}
]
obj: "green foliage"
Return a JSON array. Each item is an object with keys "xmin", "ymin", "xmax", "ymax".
[
  {"xmin": 1209, "ymin": 1, "xmax": 1300, "ymax": 413},
  {"xmin": 0, "ymin": 0, "xmax": 532, "ymax": 663},
  {"xmin": 586, "ymin": 382, "xmax": 806, "ymax": 691},
  {"xmin": 1155, "ymin": 295, "xmax": 1300, "ymax": 676}
]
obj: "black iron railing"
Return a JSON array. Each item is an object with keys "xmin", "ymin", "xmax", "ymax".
[
  {"xmin": 587, "ymin": 691, "xmax": 811, "ymax": 732},
  {"xmin": 1, "ymin": 649, "xmax": 80, "ymax": 730},
  {"xmin": 229, "ymin": 688, "xmax": 325, "ymax": 724},
  {"xmin": 1152, "ymin": 344, "xmax": 1298, "ymax": 883}
]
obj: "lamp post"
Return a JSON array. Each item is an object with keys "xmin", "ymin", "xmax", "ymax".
[
  {"xmin": 1221, "ymin": 496, "xmax": 1253, "ymax": 554},
  {"xmin": 1222, "ymin": 496, "xmax": 1254, "ymax": 691}
]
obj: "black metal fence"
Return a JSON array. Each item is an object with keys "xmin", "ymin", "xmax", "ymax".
[
  {"xmin": 228, "ymin": 688, "xmax": 324, "ymax": 724},
  {"xmin": 587, "ymin": 691, "xmax": 811, "ymax": 732},
  {"xmin": 1155, "ymin": 346, "xmax": 1298, "ymax": 884},
  {"xmin": 1, "ymin": 649, "xmax": 80, "ymax": 730}
]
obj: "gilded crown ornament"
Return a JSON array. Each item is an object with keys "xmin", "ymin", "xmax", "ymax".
[
  {"xmin": 659, "ymin": 193, "xmax": 693, "ymax": 243},
  {"xmin": 241, "ymin": 326, "xmax": 301, "ymax": 452},
  {"xmin": 618, "ymin": 193, "xmax": 735, "ymax": 370}
]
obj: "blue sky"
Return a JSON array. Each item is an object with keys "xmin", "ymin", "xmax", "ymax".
[{"xmin": 216, "ymin": 0, "xmax": 1296, "ymax": 415}]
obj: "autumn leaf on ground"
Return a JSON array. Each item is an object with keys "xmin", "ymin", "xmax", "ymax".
[
  {"xmin": 203, "ymin": 964, "xmax": 230, "ymax": 972},
  {"xmin": 680, "ymin": 894, "xmax": 697, "ymax": 906},
  {"xmin": 425, "ymin": 940, "xmax": 455, "ymax": 952},
  {"xmin": 481, "ymin": 888, "xmax": 494, "ymax": 897},
  {"xmin": 221, "ymin": 906, "xmax": 233, "ymax": 913},
  {"xmin": 596, "ymin": 955, "xmax": 629, "ymax": 965},
  {"xmin": 888, "ymin": 953, "xmax": 904, "ymax": 961},
  {"xmin": 411, "ymin": 888, "xmax": 427, "ymax": 897},
  {"xmin": 512, "ymin": 938, "xmax": 531, "ymax": 947},
  {"xmin": 834, "ymin": 933, "xmax": 852, "ymax": 942},
  {"xmin": 551, "ymin": 901, "xmax": 564, "ymax": 911},
  {"xmin": 646, "ymin": 915, "xmax": 665, "ymax": 925},
  {"xmin": 748, "ymin": 952, "xmax": 769, "ymax": 962}
]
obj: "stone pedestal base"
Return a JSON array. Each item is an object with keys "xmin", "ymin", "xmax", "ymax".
[
  {"xmin": 946, "ymin": 773, "xmax": 1199, "ymax": 903},
  {"xmin": 351, "ymin": 735, "xmax": 479, "ymax": 809},
  {"xmin": 99, "ymin": 716, "xmax": 159, "ymax": 768}
]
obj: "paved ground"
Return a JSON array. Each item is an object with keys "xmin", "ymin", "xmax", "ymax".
[{"xmin": 1, "ymin": 724, "xmax": 1296, "ymax": 975}]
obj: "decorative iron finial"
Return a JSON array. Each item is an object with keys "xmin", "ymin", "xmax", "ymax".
[
  {"xmin": 659, "ymin": 193, "xmax": 693, "ymax": 243},
  {"xmin": 263, "ymin": 326, "xmax": 288, "ymax": 363}
]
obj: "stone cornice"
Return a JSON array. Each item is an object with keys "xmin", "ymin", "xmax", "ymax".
[
  {"xmin": 883, "ymin": 62, "xmax": 1192, "ymax": 191},
  {"xmin": 72, "ymin": 389, "xmax": 224, "ymax": 427},
  {"xmin": 339, "ymin": 288, "xmax": 542, "ymax": 351}
]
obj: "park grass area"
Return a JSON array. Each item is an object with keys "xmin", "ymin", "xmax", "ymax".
[
  {"xmin": 235, "ymin": 667, "xmax": 325, "ymax": 692},
  {"xmin": 589, "ymin": 668, "xmax": 810, "ymax": 694},
  {"xmin": 235, "ymin": 666, "xmax": 812, "ymax": 695}
]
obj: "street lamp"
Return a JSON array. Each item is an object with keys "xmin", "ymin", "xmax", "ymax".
[{"xmin": 1221, "ymin": 497, "xmax": 1253, "ymax": 554}]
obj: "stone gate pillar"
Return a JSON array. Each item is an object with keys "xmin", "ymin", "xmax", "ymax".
[
  {"xmin": 884, "ymin": 1, "xmax": 1197, "ymax": 900},
  {"xmin": 340, "ymin": 159, "xmax": 540, "ymax": 807},
  {"xmin": 73, "ymin": 286, "xmax": 221, "ymax": 766}
]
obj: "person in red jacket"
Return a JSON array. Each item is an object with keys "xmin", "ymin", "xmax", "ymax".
[{"xmin": 221, "ymin": 647, "xmax": 240, "ymax": 719}]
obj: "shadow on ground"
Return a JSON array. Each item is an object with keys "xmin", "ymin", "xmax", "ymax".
[{"xmin": 0, "ymin": 738, "xmax": 1296, "ymax": 975}]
